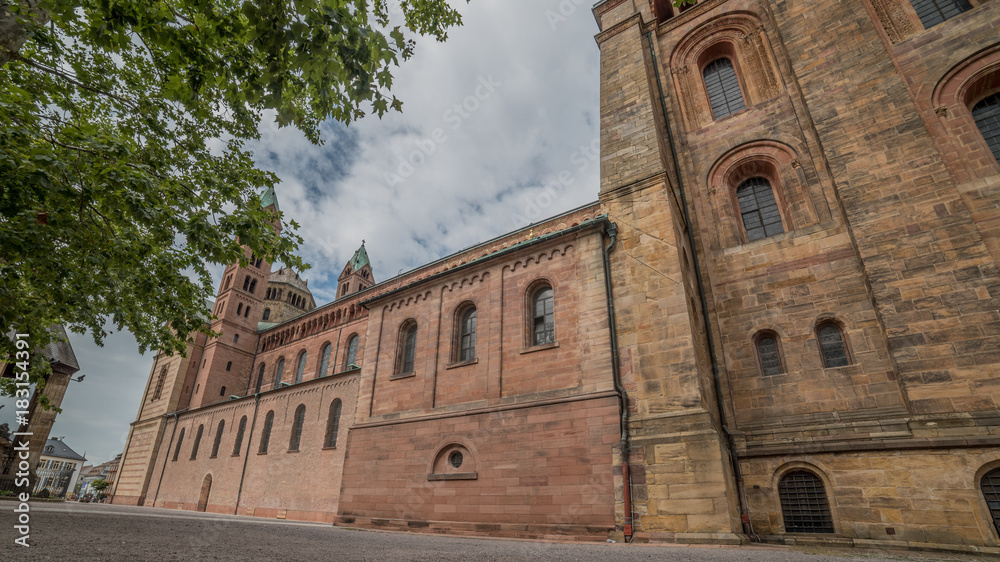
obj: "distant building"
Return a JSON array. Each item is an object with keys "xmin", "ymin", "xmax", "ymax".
[
  {"xmin": 33, "ymin": 437, "xmax": 86, "ymax": 497},
  {"xmin": 78, "ymin": 455, "xmax": 120, "ymax": 498}
]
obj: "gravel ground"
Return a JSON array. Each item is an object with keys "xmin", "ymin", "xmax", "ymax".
[{"xmin": 0, "ymin": 502, "xmax": 992, "ymax": 561}]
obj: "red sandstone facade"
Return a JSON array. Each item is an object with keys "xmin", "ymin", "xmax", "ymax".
[{"xmin": 114, "ymin": 0, "xmax": 1000, "ymax": 553}]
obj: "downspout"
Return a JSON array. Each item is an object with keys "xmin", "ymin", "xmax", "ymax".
[
  {"xmin": 234, "ymin": 392, "xmax": 261, "ymax": 514},
  {"xmin": 645, "ymin": 30, "xmax": 756, "ymax": 540},
  {"xmin": 151, "ymin": 412, "xmax": 179, "ymax": 507},
  {"xmin": 601, "ymin": 221, "xmax": 633, "ymax": 542}
]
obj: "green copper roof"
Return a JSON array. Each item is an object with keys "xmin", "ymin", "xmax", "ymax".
[
  {"xmin": 348, "ymin": 242, "xmax": 369, "ymax": 271},
  {"xmin": 260, "ymin": 186, "xmax": 280, "ymax": 212}
]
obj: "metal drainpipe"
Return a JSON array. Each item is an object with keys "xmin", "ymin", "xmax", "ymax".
[
  {"xmin": 601, "ymin": 220, "xmax": 634, "ymax": 542},
  {"xmin": 645, "ymin": 30, "xmax": 756, "ymax": 540},
  {"xmin": 234, "ymin": 392, "xmax": 261, "ymax": 514}
]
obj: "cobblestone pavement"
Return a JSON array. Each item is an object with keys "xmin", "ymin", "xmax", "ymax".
[{"xmin": 0, "ymin": 502, "xmax": 990, "ymax": 561}]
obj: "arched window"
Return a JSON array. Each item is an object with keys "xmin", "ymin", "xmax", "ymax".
[
  {"xmin": 910, "ymin": 0, "xmax": 972, "ymax": 29},
  {"xmin": 531, "ymin": 286, "xmax": 555, "ymax": 346},
  {"xmin": 458, "ymin": 306, "xmax": 477, "ymax": 362},
  {"xmin": 262, "ymin": 308, "xmax": 271, "ymax": 321},
  {"xmin": 703, "ymin": 58, "xmax": 746, "ymax": 119},
  {"xmin": 295, "ymin": 351, "xmax": 307, "ymax": 384},
  {"xmin": 981, "ymin": 467, "xmax": 1000, "ymax": 537},
  {"xmin": 232, "ymin": 416, "xmax": 247, "ymax": 456},
  {"xmin": 237, "ymin": 303, "xmax": 243, "ymax": 316},
  {"xmin": 233, "ymin": 333, "xmax": 239, "ymax": 344},
  {"xmin": 755, "ymin": 332, "xmax": 784, "ymax": 376},
  {"xmin": 319, "ymin": 343, "xmax": 332, "ymax": 378},
  {"xmin": 973, "ymin": 92, "xmax": 1000, "ymax": 165},
  {"xmin": 242, "ymin": 275, "xmax": 250, "ymax": 291},
  {"xmin": 190, "ymin": 424, "xmax": 204, "ymax": 460},
  {"xmin": 345, "ymin": 335, "xmax": 359, "ymax": 369},
  {"xmin": 219, "ymin": 386, "xmax": 226, "ymax": 396},
  {"xmin": 172, "ymin": 428, "xmax": 185, "ymax": 461},
  {"xmin": 817, "ymin": 322, "xmax": 850, "ymax": 368},
  {"xmin": 226, "ymin": 361, "xmax": 232, "ymax": 371},
  {"xmin": 244, "ymin": 306, "xmax": 251, "ymax": 318},
  {"xmin": 325, "ymin": 399, "xmax": 343, "ymax": 448},
  {"xmin": 273, "ymin": 358, "xmax": 285, "ymax": 390},
  {"xmin": 778, "ymin": 470, "xmax": 834, "ymax": 533},
  {"xmin": 152, "ymin": 366, "xmax": 167, "ymax": 401},
  {"xmin": 255, "ymin": 363, "xmax": 265, "ymax": 394},
  {"xmin": 289, "ymin": 404, "xmax": 306, "ymax": 451},
  {"xmin": 737, "ymin": 177, "xmax": 784, "ymax": 242},
  {"xmin": 395, "ymin": 321, "xmax": 418, "ymax": 375},
  {"xmin": 259, "ymin": 411, "xmax": 274, "ymax": 454},
  {"xmin": 211, "ymin": 419, "xmax": 225, "ymax": 458},
  {"xmin": 248, "ymin": 279, "xmax": 257, "ymax": 294}
]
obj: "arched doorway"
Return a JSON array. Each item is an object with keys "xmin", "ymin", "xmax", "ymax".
[{"xmin": 197, "ymin": 474, "xmax": 212, "ymax": 512}]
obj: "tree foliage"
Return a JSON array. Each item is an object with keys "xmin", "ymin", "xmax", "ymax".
[
  {"xmin": 90, "ymin": 479, "xmax": 110, "ymax": 492},
  {"xmin": 0, "ymin": 0, "xmax": 466, "ymax": 396}
]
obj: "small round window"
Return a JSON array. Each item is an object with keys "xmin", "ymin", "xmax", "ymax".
[{"xmin": 449, "ymin": 451, "xmax": 464, "ymax": 469}]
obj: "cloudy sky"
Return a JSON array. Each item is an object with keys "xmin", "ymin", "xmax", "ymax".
[{"xmin": 0, "ymin": 0, "xmax": 603, "ymax": 466}]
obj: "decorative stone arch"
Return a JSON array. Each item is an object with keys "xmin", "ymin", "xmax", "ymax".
[
  {"xmin": 747, "ymin": 324, "xmax": 788, "ymax": 377},
  {"xmin": 813, "ymin": 315, "xmax": 853, "ymax": 369},
  {"xmin": 707, "ymin": 140, "xmax": 814, "ymax": 247},
  {"xmin": 451, "ymin": 299, "xmax": 479, "ymax": 363},
  {"xmin": 866, "ymin": 0, "xmax": 983, "ymax": 43},
  {"xmin": 669, "ymin": 12, "xmax": 781, "ymax": 129},
  {"xmin": 972, "ymin": 456, "xmax": 1000, "ymax": 545},
  {"xmin": 427, "ymin": 439, "xmax": 478, "ymax": 481},
  {"xmin": 524, "ymin": 277, "xmax": 557, "ymax": 347},
  {"xmin": 770, "ymin": 460, "xmax": 841, "ymax": 535},
  {"xmin": 931, "ymin": 46, "xmax": 1000, "ymax": 181}
]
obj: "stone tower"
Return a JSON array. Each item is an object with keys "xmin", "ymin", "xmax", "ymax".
[
  {"xmin": 336, "ymin": 242, "xmax": 374, "ymax": 299},
  {"xmin": 261, "ymin": 267, "xmax": 316, "ymax": 324}
]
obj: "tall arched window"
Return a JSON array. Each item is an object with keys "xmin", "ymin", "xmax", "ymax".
[
  {"xmin": 325, "ymin": 399, "xmax": 343, "ymax": 448},
  {"xmin": 910, "ymin": 0, "xmax": 972, "ymax": 29},
  {"xmin": 295, "ymin": 351, "xmax": 307, "ymax": 383},
  {"xmin": 242, "ymin": 275, "xmax": 250, "ymax": 291},
  {"xmin": 211, "ymin": 419, "xmax": 225, "ymax": 458},
  {"xmin": 289, "ymin": 404, "xmax": 306, "ymax": 451},
  {"xmin": 248, "ymin": 279, "xmax": 257, "ymax": 294},
  {"xmin": 737, "ymin": 177, "xmax": 784, "ymax": 242},
  {"xmin": 262, "ymin": 308, "xmax": 271, "ymax": 321},
  {"xmin": 972, "ymin": 92, "xmax": 1000, "ymax": 165},
  {"xmin": 755, "ymin": 332, "xmax": 784, "ymax": 376},
  {"xmin": 172, "ymin": 428, "xmax": 185, "ymax": 461},
  {"xmin": 703, "ymin": 58, "xmax": 746, "ymax": 119},
  {"xmin": 232, "ymin": 416, "xmax": 247, "ymax": 456},
  {"xmin": 532, "ymin": 286, "xmax": 555, "ymax": 346},
  {"xmin": 255, "ymin": 363, "xmax": 266, "ymax": 394},
  {"xmin": 259, "ymin": 411, "xmax": 274, "ymax": 454},
  {"xmin": 237, "ymin": 303, "xmax": 243, "ymax": 316},
  {"xmin": 345, "ymin": 335, "xmax": 360, "ymax": 369},
  {"xmin": 817, "ymin": 322, "xmax": 850, "ymax": 368},
  {"xmin": 319, "ymin": 343, "xmax": 332, "ymax": 378},
  {"xmin": 152, "ymin": 366, "xmax": 167, "ymax": 401},
  {"xmin": 458, "ymin": 306, "xmax": 477, "ymax": 361},
  {"xmin": 778, "ymin": 470, "xmax": 834, "ymax": 533},
  {"xmin": 273, "ymin": 358, "xmax": 285, "ymax": 390},
  {"xmin": 190, "ymin": 424, "xmax": 204, "ymax": 460},
  {"xmin": 396, "ymin": 320, "xmax": 418, "ymax": 375},
  {"xmin": 981, "ymin": 467, "xmax": 1000, "ymax": 537}
]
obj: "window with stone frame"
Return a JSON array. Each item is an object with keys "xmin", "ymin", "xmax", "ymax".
[
  {"xmin": 259, "ymin": 411, "xmax": 274, "ymax": 454},
  {"xmin": 778, "ymin": 470, "xmax": 835, "ymax": 533},
  {"xmin": 395, "ymin": 320, "xmax": 418, "ymax": 375},
  {"xmin": 273, "ymin": 357, "xmax": 285, "ymax": 389},
  {"xmin": 345, "ymin": 334, "xmax": 360, "ymax": 369},
  {"xmin": 172, "ymin": 428, "xmax": 185, "ymax": 461},
  {"xmin": 755, "ymin": 331, "xmax": 784, "ymax": 376},
  {"xmin": 325, "ymin": 399, "xmax": 342, "ymax": 448},
  {"xmin": 151, "ymin": 366, "xmax": 167, "ymax": 401},
  {"xmin": 981, "ymin": 467, "xmax": 1000, "ymax": 538},
  {"xmin": 703, "ymin": 57, "xmax": 746, "ymax": 119},
  {"xmin": 295, "ymin": 350, "xmax": 307, "ymax": 383},
  {"xmin": 531, "ymin": 285, "xmax": 555, "ymax": 346},
  {"xmin": 289, "ymin": 404, "xmax": 306, "ymax": 451},
  {"xmin": 319, "ymin": 343, "xmax": 332, "ymax": 377},
  {"xmin": 972, "ymin": 92, "xmax": 1000, "ymax": 165},
  {"xmin": 817, "ymin": 322, "xmax": 850, "ymax": 368},
  {"xmin": 233, "ymin": 416, "xmax": 247, "ymax": 456},
  {"xmin": 211, "ymin": 419, "xmax": 225, "ymax": 458},
  {"xmin": 737, "ymin": 177, "xmax": 784, "ymax": 242},
  {"xmin": 254, "ymin": 363, "xmax": 266, "ymax": 394},
  {"xmin": 456, "ymin": 305, "xmax": 477, "ymax": 362},
  {"xmin": 909, "ymin": 0, "xmax": 972, "ymax": 28},
  {"xmin": 190, "ymin": 424, "xmax": 204, "ymax": 459}
]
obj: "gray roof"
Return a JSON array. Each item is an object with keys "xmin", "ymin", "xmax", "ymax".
[
  {"xmin": 41, "ymin": 438, "xmax": 87, "ymax": 461},
  {"xmin": 43, "ymin": 325, "xmax": 81, "ymax": 373}
]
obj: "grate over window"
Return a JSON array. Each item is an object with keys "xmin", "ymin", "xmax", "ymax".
[
  {"xmin": 532, "ymin": 287, "xmax": 555, "ymax": 346},
  {"xmin": 982, "ymin": 468, "xmax": 1000, "ymax": 538},
  {"xmin": 973, "ymin": 93, "xmax": 1000, "ymax": 165},
  {"xmin": 757, "ymin": 335, "xmax": 783, "ymax": 376},
  {"xmin": 818, "ymin": 324, "xmax": 849, "ymax": 368},
  {"xmin": 779, "ymin": 470, "xmax": 835, "ymax": 534},
  {"xmin": 737, "ymin": 177, "xmax": 784, "ymax": 242},
  {"xmin": 703, "ymin": 58, "xmax": 746, "ymax": 119},
  {"xmin": 910, "ymin": 0, "xmax": 972, "ymax": 28}
]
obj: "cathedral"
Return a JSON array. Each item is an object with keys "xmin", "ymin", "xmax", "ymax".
[{"xmin": 112, "ymin": 0, "xmax": 1000, "ymax": 551}]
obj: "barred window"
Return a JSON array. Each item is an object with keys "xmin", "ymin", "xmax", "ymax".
[
  {"xmin": 817, "ymin": 323, "xmax": 850, "ymax": 368},
  {"xmin": 756, "ymin": 333, "xmax": 784, "ymax": 376},
  {"xmin": 211, "ymin": 419, "xmax": 225, "ymax": 458},
  {"xmin": 703, "ymin": 58, "xmax": 746, "ymax": 119},
  {"xmin": 737, "ymin": 177, "xmax": 784, "ymax": 242},
  {"xmin": 325, "ymin": 399, "xmax": 342, "ymax": 448},
  {"xmin": 172, "ymin": 428, "xmax": 185, "ymax": 461},
  {"xmin": 396, "ymin": 321, "xmax": 418, "ymax": 375},
  {"xmin": 972, "ymin": 93, "xmax": 1000, "ymax": 165},
  {"xmin": 981, "ymin": 467, "xmax": 1000, "ymax": 538},
  {"xmin": 910, "ymin": 0, "xmax": 972, "ymax": 28},
  {"xmin": 273, "ymin": 358, "xmax": 285, "ymax": 390},
  {"xmin": 259, "ymin": 411, "xmax": 274, "ymax": 454},
  {"xmin": 232, "ymin": 416, "xmax": 247, "ymax": 456},
  {"xmin": 532, "ymin": 286, "xmax": 555, "ymax": 346},
  {"xmin": 778, "ymin": 470, "xmax": 834, "ymax": 533},
  {"xmin": 319, "ymin": 343, "xmax": 332, "ymax": 377},
  {"xmin": 459, "ymin": 307, "xmax": 477, "ymax": 362},
  {"xmin": 295, "ymin": 351, "xmax": 307, "ymax": 383},
  {"xmin": 190, "ymin": 424, "xmax": 204, "ymax": 460},
  {"xmin": 289, "ymin": 404, "xmax": 306, "ymax": 451},
  {"xmin": 345, "ymin": 335, "xmax": 359, "ymax": 369}
]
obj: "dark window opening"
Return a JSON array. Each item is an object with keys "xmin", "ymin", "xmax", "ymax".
[
  {"xmin": 289, "ymin": 404, "xmax": 306, "ymax": 451},
  {"xmin": 259, "ymin": 411, "xmax": 274, "ymax": 454},
  {"xmin": 190, "ymin": 424, "xmax": 204, "ymax": 460},
  {"xmin": 211, "ymin": 420, "xmax": 225, "ymax": 458},
  {"xmin": 397, "ymin": 322, "xmax": 418, "ymax": 374},
  {"xmin": 779, "ymin": 470, "xmax": 835, "ymax": 534},
  {"xmin": 459, "ymin": 307, "xmax": 477, "ymax": 361},
  {"xmin": 973, "ymin": 92, "xmax": 1000, "ymax": 165},
  {"xmin": 172, "ymin": 428, "xmax": 185, "ymax": 461},
  {"xmin": 274, "ymin": 358, "xmax": 285, "ymax": 389},
  {"xmin": 325, "ymin": 399, "xmax": 342, "ymax": 448},
  {"xmin": 233, "ymin": 416, "xmax": 247, "ymax": 456},
  {"xmin": 226, "ymin": 361, "xmax": 232, "ymax": 371},
  {"xmin": 532, "ymin": 286, "xmax": 555, "ymax": 346},
  {"xmin": 255, "ymin": 363, "xmax": 266, "ymax": 394},
  {"xmin": 910, "ymin": 0, "xmax": 972, "ymax": 28},
  {"xmin": 262, "ymin": 308, "xmax": 271, "ymax": 321},
  {"xmin": 737, "ymin": 177, "xmax": 784, "ymax": 242},
  {"xmin": 981, "ymin": 468, "xmax": 1000, "ymax": 538}
]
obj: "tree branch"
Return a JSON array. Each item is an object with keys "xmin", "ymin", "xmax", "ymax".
[{"xmin": 15, "ymin": 54, "xmax": 138, "ymax": 110}]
